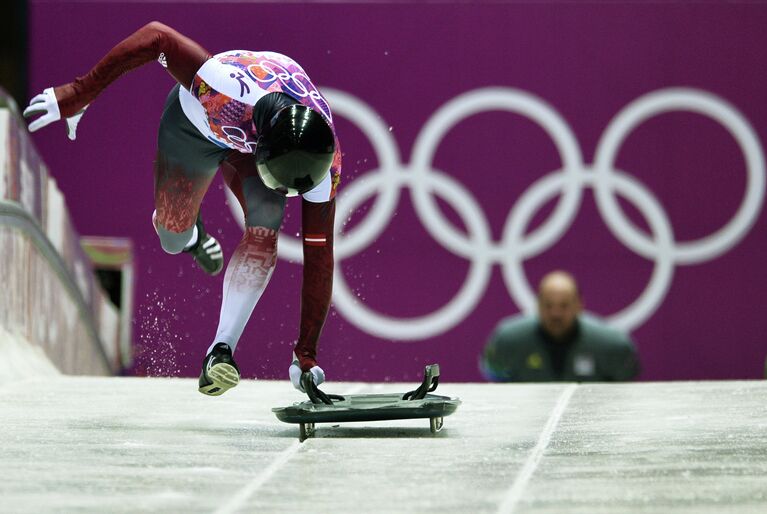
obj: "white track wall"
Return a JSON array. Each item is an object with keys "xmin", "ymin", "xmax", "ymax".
[{"xmin": 0, "ymin": 91, "xmax": 119, "ymax": 376}]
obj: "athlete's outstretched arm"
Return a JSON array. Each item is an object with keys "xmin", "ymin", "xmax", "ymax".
[
  {"xmin": 55, "ymin": 21, "xmax": 209, "ymax": 116},
  {"xmin": 294, "ymin": 197, "xmax": 336, "ymax": 372},
  {"xmin": 24, "ymin": 21, "xmax": 209, "ymax": 135}
]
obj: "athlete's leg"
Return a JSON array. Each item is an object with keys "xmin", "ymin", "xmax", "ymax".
[
  {"xmin": 153, "ymin": 84, "xmax": 228, "ymax": 254},
  {"xmin": 209, "ymin": 152, "xmax": 286, "ymax": 354}
]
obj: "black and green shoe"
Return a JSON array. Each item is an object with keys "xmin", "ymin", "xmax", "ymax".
[
  {"xmin": 184, "ymin": 216, "xmax": 224, "ymax": 276},
  {"xmin": 198, "ymin": 343, "xmax": 240, "ymax": 396}
]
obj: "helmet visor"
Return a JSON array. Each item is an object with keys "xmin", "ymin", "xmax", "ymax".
[{"xmin": 255, "ymin": 149, "xmax": 332, "ymax": 197}]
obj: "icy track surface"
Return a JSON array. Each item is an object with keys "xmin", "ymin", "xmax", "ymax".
[{"xmin": 1, "ymin": 377, "xmax": 766, "ymax": 513}]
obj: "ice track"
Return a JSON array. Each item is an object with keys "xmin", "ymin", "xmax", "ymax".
[{"xmin": 1, "ymin": 377, "xmax": 766, "ymax": 513}]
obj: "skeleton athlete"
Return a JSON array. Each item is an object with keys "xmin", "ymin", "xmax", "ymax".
[{"xmin": 24, "ymin": 22, "xmax": 341, "ymax": 395}]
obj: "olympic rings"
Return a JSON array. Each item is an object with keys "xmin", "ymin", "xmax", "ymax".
[
  {"xmin": 593, "ymin": 89, "xmax": 765, "ymax": 264},
  {"xmin": 226, "ymin": 87, "xmax": 765, "ymax": 339}
]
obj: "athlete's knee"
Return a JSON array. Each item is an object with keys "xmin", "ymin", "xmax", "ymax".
[
  {"xmin": 242, "ymin": 182, "xmax": 285, "ymax": 231},
  {"xmin": 159, "ymin": 235, "xmax": 188, "ymax": 255},
  {"xmin": 153, "ymin": 213, "xmax": 194, "ymax": 254},
  {"xmin": 158, "ymin": 231, "xmax": 192, "ymax": 254},
  {"xmin": 245, "ymin": 202, "xmax": 285, "ymax": 232}
]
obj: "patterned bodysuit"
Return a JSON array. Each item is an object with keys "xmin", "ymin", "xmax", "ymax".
[
  {"xmin": 179, "ymin": 50, "xmax": 341, "ymax": 202},
  {"xmin": 52, "ymin": 22, "xmax": 338, "ymax": 371}
]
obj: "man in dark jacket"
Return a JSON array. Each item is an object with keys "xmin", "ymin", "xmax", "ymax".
[{"xmin": 481, "ymin": 271, "xmax": 639, "ymax": 382}]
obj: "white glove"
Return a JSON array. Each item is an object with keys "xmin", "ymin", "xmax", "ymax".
[
  {"xmin": 23, "ymin": 87, "xmax": 87, "ymax": 141},
  {"xmin": 289, "ymin": 355, "xmax": 325, "ymax": 393}
]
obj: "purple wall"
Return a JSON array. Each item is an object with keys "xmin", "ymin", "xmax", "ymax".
[{"xmin": 28, "ymin": 1, "xmax": 767, "ymax": 382}]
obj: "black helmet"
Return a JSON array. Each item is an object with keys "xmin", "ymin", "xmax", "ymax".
[{"xmin": 254, "ymin": 104, "xmax": 335, "ymax": 197}]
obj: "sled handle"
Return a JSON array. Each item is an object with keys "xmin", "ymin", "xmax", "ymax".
[
  {"xmin": 402, "ymin": 364, "xmax": 440, "ymax": 401},
  {"xmin": 301, "ymin": 372, "xmax": 346, "ymax": 405}
]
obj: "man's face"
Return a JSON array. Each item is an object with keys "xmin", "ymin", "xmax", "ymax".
[{"xmin": 538, "ymin": 288, "xmax": 581, "ymax": 340}]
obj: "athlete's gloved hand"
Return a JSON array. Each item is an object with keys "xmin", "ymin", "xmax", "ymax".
[
  {"xmin": 23, "ymin": 87, "xmax": 87, "ymax": 140},
  {"xmin": 289, "ymin": 355, "xmax": 325, "ymax": 393}
]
